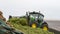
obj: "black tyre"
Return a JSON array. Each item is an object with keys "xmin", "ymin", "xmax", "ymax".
[{"xmin": 41, "ymin": 22, "xmax": 48, "ymax": 31}]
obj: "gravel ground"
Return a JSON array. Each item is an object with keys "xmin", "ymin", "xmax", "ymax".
[
  {"xmin": 46, "ymin": 20, "xmax": 60, "ymax": 31},
  {"xmin": 46, "ymin": 20, "xmax": 60, "ymax": 34}
]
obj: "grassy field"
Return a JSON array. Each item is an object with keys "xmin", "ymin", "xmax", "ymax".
[{"xmin": 8, "ymin": 18, "xmax": 54, "ymax": 34}]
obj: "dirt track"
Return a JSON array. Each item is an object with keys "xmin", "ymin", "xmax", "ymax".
[{"xmin": 46, "ymin": 20, "xmax": 60, "ymax": 34}]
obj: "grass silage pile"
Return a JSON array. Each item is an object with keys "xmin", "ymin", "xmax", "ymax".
[{"xmin": 8, "ymin": 18, "xmax": 54, "ymax": 34}]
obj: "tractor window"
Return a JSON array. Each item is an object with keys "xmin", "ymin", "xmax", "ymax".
[
  {"xmin": 39, "ymin": 15, "xmax": 44, "ymax": 20},
  {"xmin": 30, "ymin": 14, "xmax": 38, "ymax": 18},
  {"xmin": 30, "ymin": 14, "xmax": 44, "ymax": 21}
]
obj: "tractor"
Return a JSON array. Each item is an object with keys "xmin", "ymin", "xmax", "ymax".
[
  {"xmin": 9, "ymin": 11, "xmax": 48, "ymax": 31},
  {"xmin": 26, "ymin": 11, "xmax": 48, "ymax": 31}
]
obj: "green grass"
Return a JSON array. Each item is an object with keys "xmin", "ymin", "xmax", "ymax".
[
  {"xmin": 8, "ymin": 18, "xmax": 54, "ymax": 34},
  {"xmin": 11, "ymin": 23, "xmax": 54, "ymax": 34}
]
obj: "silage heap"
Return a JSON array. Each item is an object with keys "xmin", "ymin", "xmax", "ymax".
[{"xmin": 8, "ymin": 18, "xmax": 54, "ymax": 34}]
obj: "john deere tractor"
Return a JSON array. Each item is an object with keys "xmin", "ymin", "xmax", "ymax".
[{"xmin": 26, "ymin": 11, "xmax": 48, "ymax": 31}]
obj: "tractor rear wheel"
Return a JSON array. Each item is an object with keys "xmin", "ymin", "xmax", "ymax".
[{"xmin": 42, "ymin": 23, "xmax": 48, "ymax": 31}]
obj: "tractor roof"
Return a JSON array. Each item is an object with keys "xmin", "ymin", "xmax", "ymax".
[{"xmin": 29, "ymin": 12, "xmax": 44, "ymax": 17}]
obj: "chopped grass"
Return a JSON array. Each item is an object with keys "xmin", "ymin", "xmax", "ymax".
[
  {"xmin": 8, "ymin": 18, "xmax": 54, "ymax": 34},
  {"xmin": 10, "ymin": 22, "xmax": 54, "ymax": 34}
]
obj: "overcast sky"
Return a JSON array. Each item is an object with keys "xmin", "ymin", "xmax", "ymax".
[{"xmin": 0, "ymin": 0, "xmax": 60, "ymax": 20}]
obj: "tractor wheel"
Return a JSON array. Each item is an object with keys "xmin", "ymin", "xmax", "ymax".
[
  {"xmin": 42, "ymin": 23, "xmax": 48, "ymax": 31},
  {"xmin": 31, "ymin": 23, "xmax": 37, "ymax": 28}
]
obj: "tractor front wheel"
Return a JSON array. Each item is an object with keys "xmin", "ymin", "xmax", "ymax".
[{"xmin": 32, "ymin": 23, "xmax": 37, "ymax": 28}]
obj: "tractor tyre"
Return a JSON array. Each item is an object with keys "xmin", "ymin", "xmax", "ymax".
[
  {"xmin": 42, "ymin": 23, "xmax": 48, "ymax": 31},
  {"xmin": 31, "ymin": 23, "xmax": 37, "ymax": 28}
]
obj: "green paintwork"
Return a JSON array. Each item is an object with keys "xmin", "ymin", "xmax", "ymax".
[{"xmin": 28, "ymin": 12, "xmax": 44, "ymax": 28}]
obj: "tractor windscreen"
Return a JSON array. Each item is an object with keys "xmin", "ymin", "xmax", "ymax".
[
  {"xmin": 39, "ymin": 15, "xmax": 44, "ymax": 20},
  {"xmin": 30, "ymin": 14, "xmax": 44, "ymax": 21},
  {"xmin": 30, "ymin": 14, "xmax": 38, "ymax": 19}
]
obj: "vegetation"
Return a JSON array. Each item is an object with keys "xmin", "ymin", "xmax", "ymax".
[
  {"xmin": 8, "ymin": 18, "xmax": 54, "ymax": 34},
  {"xmin": 8, "ymin": 18, "xmax": 28, "ymax": 26}
]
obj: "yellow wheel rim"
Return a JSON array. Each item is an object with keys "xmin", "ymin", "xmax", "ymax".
[
  {"xmin": 43, "ymin": 26, "xmax": 48, "ymax": 31},
  {"xmin": 32, "ymin": 23, "xmax": 36, "ymax": 28}
]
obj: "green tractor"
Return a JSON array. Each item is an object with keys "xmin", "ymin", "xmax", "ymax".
[{"xmin": 26, "ymin": 11, "xmax": 48, "ymax": 31}]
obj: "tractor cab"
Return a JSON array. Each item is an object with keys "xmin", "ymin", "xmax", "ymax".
[
  {"xmin": 29, "ymin": 12, "xmax": 44, "ymax": 23},
  {"xmin": 26, "ymin": 11, "xmax": 48, "ymax": 31}
]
